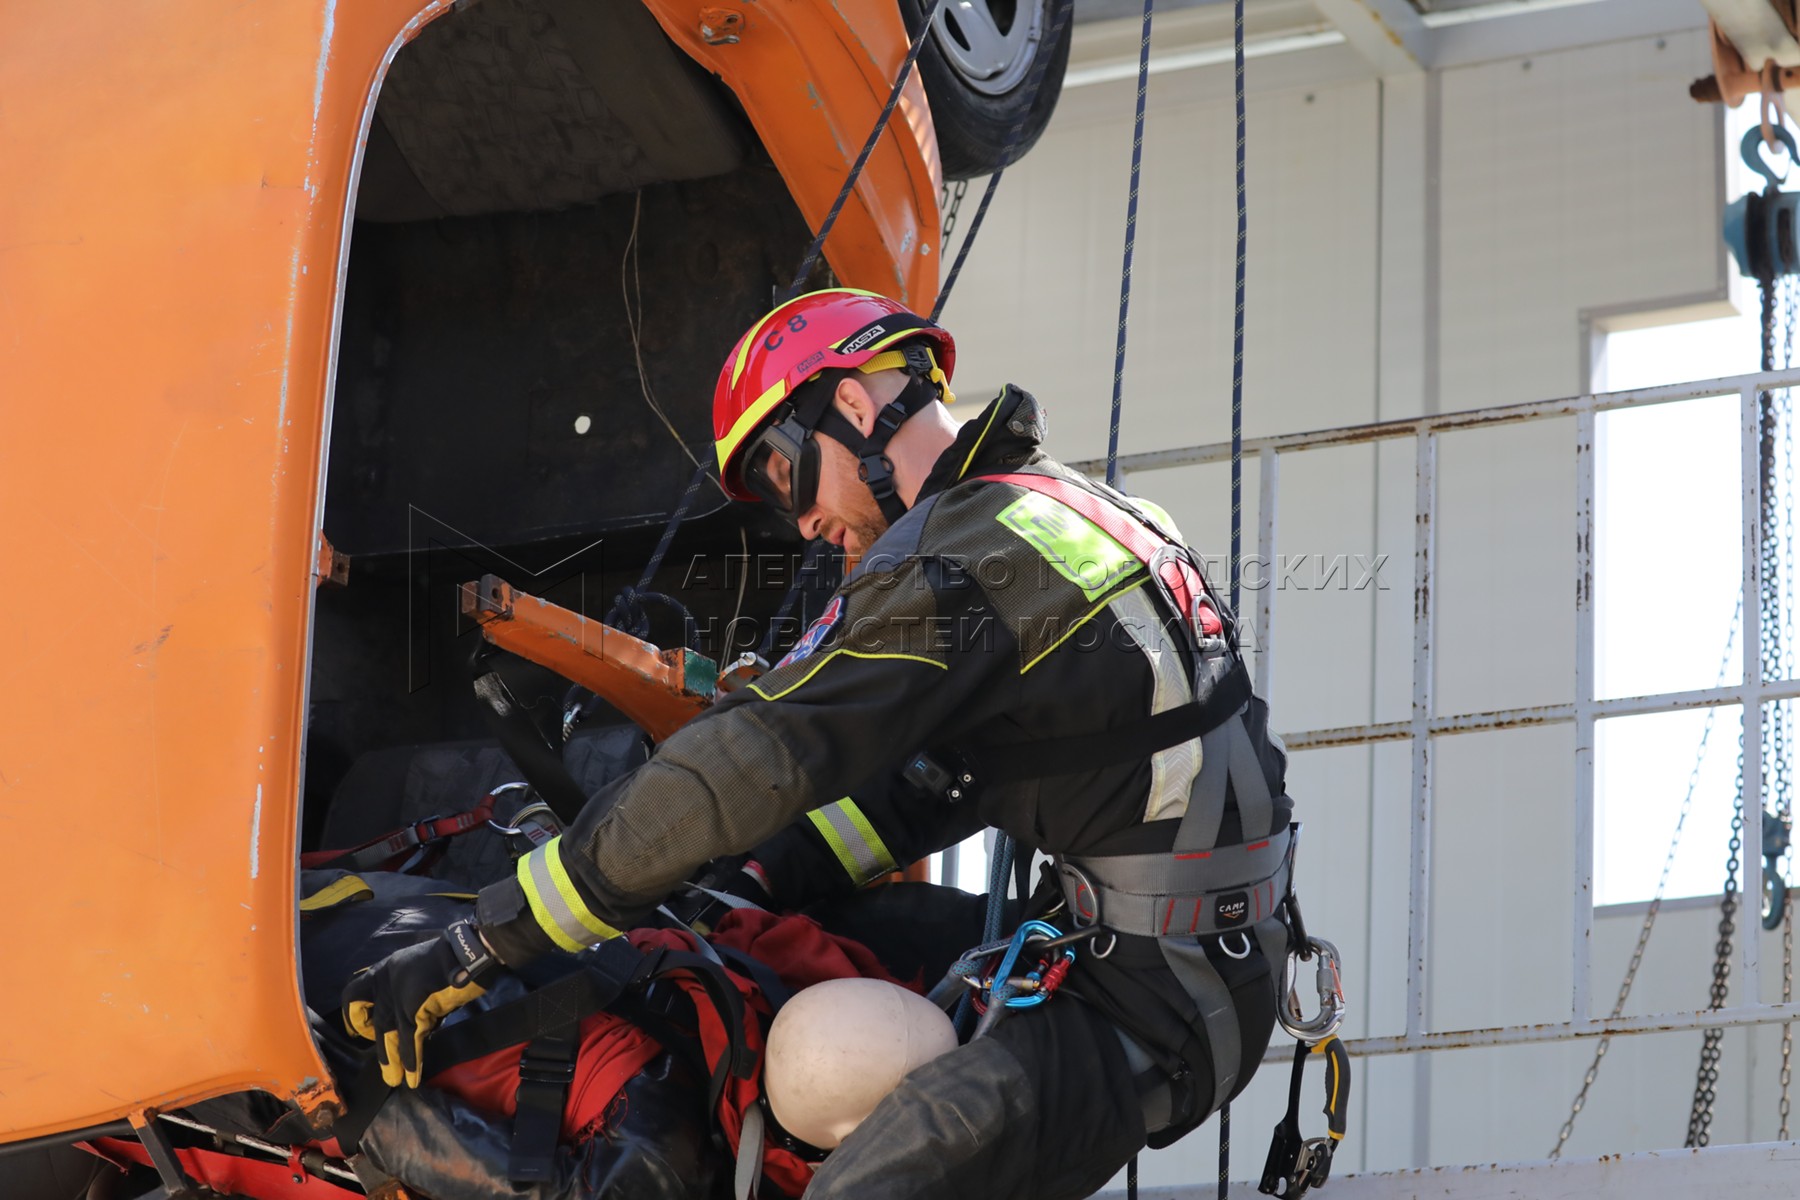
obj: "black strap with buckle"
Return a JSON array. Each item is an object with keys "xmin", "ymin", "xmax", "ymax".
[{"xmin": 509, "ymin": 1033, "xmax": 579, "ymax": 1182}]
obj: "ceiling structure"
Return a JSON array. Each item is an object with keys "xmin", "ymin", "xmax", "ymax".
[{"xmin": 1067, "ymin": 0, "xmax": 1707, "ymax": 81}]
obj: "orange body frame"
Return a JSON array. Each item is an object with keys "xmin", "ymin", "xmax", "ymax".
[{"xmin": 0, "ymin": 0, "xmax": 939, "ymax": 1143}]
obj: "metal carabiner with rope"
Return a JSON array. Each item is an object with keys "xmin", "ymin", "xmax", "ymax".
[{"xmin": 932, "ymin": 920, "xmax": 1098, "ymax": 1039}]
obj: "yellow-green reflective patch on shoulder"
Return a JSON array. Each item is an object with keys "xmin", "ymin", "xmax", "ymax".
[
  {"xmin": 1134, "ymin": 497, "xmax": 1180, "ymax": 538},
  {"xmin": 996, "ymin": 491, "xmax": 1144, "ymax": 601}
]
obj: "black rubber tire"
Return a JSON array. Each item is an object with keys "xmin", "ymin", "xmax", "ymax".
[{"xmin": 899, "ymin": 0, "xmax": 1074, "ymax": 181}]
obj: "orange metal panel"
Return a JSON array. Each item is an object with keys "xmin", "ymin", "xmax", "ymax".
[
  {"xmin": 639, "ymin": 0, "xmax": 944, "ymax": 308},
  {"xmin": 0, "ymin": 0, "xmax": 458, "ymax": 1141}
]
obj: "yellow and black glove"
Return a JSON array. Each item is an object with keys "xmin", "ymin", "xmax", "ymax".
[{"xmin": 343, "ymin": 920, "xmax": 500, "ymax": 1088}]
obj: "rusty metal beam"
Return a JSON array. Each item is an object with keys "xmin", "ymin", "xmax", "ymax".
[
  {"xmin": 1070, "ymin": 367, "xmax": 1800, "ymax": 477},
  {"xmin": 1309, "ymin": 999, "xmax": 1800, "ymax": 1061},
  {"xmin": 461, "ymin": 574, "xmax": 715, "ymax": 742}
]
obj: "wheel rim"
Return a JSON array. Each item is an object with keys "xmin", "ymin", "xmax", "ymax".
[{"xmin": 930, "ymin": 0, "xmax": 1045, "ymax": 98}]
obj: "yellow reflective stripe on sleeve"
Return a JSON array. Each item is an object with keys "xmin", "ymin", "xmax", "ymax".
[
  {"xmin": 807, "ymin": 799, "xmax": 899, "ymax": 885},
  {"xmin": 299, "ymin": 874, "xmax": 373, "ymax": 912},
  {"xmin": 1020, "ymin": 578, "xmax": 1148, "ymax": 673},
  {"xmin": 747, "ymin": 649, "xmax": 947, "ymax": 702},
  {"xmin": 517, "ymin": 836, "xmax": 622, "ymax": 952}
]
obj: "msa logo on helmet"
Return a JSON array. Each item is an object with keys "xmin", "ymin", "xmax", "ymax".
[
  {"xmin": 838, "ymin": 324, "xmax": 887, "ymax": 355},
  {"xmin": 1214, "ymin": 892, "xmax": 1249, "ymax": 928},
  {"xmin": 793, "ymin": 351, "xmax": 825, "ymax": 377},
  {"xmin": 776, "ymin": 596, "xmax": 845, "ymax": 669}
]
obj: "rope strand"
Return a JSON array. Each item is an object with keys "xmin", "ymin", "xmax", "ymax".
[
  {"xmin": 1105, "ymin": 0, "xmax": 1156, "ymax": 489},
  {"xmin": 1229, "ymin": 0, "xmax": 1246, "ymax": 617}
]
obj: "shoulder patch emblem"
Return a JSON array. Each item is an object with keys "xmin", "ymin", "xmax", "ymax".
[{"xmin": 776, "ymin": 595, "xmax": 845, "ymax": 669}]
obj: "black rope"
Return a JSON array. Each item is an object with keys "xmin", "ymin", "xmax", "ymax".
[
  {"xmin": 1127, "ymin": 1154, "xmax": 1139, "ymax": 1200},
  {"xmin": 1218, "ymin": 1098, "xmax": 1231, "ymax": 1198},
  {"xmin": 1105, "ymin": 0, "xmax": 1155, "ymax": 490},
  {"xmin": 783, "ymin": 0, "xmax": 950, "ymax": 304},
  {"xmin": 1228, "ymin": 0, "xmax": 1247, "ymax": 617},
  {"xmin": 606, "ymin": 460, "xmax": 711, "ymax": 649},
  {"xmin": 757, "ymin": 541, "xmax": 830, "ymax": 660},
  {"xmin": 1218, "ymin": 10, "xmax": 1246, "ymax": 1194},
  {"xmin": 931, "ymin": 0, "xmax": 1075, "ymax": 321}
]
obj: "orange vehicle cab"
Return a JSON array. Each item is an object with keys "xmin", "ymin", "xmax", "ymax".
[{"xmin": 0, "ymin": 0, "xmax": 1072, "ymax": 1174}]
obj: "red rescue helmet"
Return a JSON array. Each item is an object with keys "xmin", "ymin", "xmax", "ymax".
[{"xmin": 713, "ymin": 289, "xmax": 957, "ymax": 511}]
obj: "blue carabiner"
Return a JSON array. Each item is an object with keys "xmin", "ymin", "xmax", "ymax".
[
  {"xmin": 991, "ymin": 919, "xmax": 1076, "ymax": 1010},
  {"xmin": 1743, "ymin": 125, "xmax": 1800, "ymax": 189}
]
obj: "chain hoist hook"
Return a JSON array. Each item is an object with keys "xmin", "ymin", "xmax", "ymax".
[{"xmin": 1743, "ymin": 124, "xmax": 1799, "ymax": 191}]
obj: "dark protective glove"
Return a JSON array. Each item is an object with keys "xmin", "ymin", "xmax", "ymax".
[{"xmin": 342, "ymin": 926, "xmax": 498, "ymax": 1088}]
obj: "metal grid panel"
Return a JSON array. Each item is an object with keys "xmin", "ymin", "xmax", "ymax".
[{"xmin": 1080, "ymin": 366, "xmax": 1800, "ymax": 1058}]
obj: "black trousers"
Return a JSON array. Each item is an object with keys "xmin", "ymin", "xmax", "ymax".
[
  {"xmin": 805, "ymin": 986, "xmax": 1149, "ymax": 1200},
  {"xmin": 803, "ymin": 884, "xmax": 1156, "ymax": 1200}
]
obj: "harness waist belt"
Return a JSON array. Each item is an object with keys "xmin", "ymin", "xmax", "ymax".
[{"xmin": 1057, "ymin": 825, "xmax": 1293, "ymax": 940}]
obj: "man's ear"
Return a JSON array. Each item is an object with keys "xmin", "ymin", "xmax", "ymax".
[{"xmin": 831, "ymin": 374, "xmax": 880, "ymax": 438}]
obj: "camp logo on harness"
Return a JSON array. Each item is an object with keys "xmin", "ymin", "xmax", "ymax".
[
  {"xmin": 1214, "ymin": 892, "xmax": 1249, "ymax": 928},
  {"xmin": 995, "ymin": 490, "xmax": 1143, "ymax": 601},
  {"xmin": 776, "ymin": 596, "xmax": 845, "ymax": 669}
]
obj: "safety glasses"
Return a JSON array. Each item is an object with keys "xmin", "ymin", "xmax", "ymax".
[{"xmin": 741, "ymin": 408, "xmax": 819, "ymax": 523}]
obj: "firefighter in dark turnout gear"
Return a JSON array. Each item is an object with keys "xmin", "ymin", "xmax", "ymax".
[{"xmin": 345, "ymin": 289, "xmax": 1293, "ymax": 1199}]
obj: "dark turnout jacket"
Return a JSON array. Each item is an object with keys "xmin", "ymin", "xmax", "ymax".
[{"xmin": 480, "ymin": 387, "xmax": 1289, "ymax": 1130}]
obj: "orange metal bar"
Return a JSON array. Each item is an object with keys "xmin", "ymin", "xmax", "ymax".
[{"xmin": 462, "ymin": 576, "xmax": 715, "ymax": 742}]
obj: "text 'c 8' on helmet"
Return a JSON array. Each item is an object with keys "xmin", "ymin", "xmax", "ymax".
[{"xmin": 712, "ymin": 288, "xmax": 957, "ymax": 504}]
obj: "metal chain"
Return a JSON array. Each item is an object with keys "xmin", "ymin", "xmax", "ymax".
[
  {"xmin": 940, "ymin": 179, "xmax": 969, "ymax": 249},
  {"xmin": 1775, "ymin": 275, "xmax": 1797, "ymax": 1137},
  {"xmin": 1688, "ymin": 267, "xmax": 1785, "ymax": 1148},
  {"xmin": 1686, "ymin": 792, "xmax": 1743, "ymax": 1148},
  {"xmin": 1549, "ymin": 598, "xmax": 1744, "ymax": 1158}
]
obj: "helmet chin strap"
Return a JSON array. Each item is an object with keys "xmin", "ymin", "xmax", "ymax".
[{"xmin": 811, "ymin": 347, "xmax": 946, "ymax": 526}]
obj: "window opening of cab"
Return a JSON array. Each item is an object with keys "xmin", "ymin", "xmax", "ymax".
[{"xmin": 304, "ymin": 0, "xmax": 832, "ymax": 873}]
